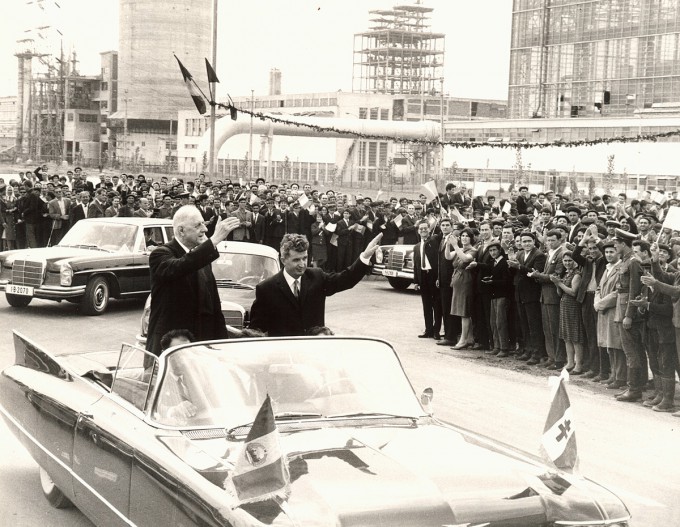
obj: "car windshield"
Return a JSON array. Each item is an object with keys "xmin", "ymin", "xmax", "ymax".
[
  {"xmin": 58, "ymin": 221, "xmax": 138, "ymax": 252},
  {"xmin": 212, "ymin": 253, "xmax": 278, "ymax": 285},
  {"xmin": 152, "ymin": 338, "xmax": 425, "ymax": 428}
]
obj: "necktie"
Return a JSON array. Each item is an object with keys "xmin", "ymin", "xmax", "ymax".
[
  {"xmin": 293, "ymin": 278, "xmax": 300, "ymax": 298},
  {"xmin": 421, "ymin": 242, "xmax": 426, "ymax": 269}
]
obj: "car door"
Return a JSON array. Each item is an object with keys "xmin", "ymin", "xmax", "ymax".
[
  {"xmin": 72, "ymin": 344, "xmax": 155, "ymax": 526},
  {"xmin": 131, "ymin": 225, "xmax": 161, "ymax": 292}
]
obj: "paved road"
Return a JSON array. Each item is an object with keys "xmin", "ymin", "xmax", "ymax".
[{"xmin": 0, "ymin": 277, "xmax": 677, "ymax": 526}]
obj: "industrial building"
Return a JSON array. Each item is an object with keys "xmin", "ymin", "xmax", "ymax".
[
  {"xmin": 0, "ymin": 97, "xmax": 17, "ymax": 154},
  {"xmin": 107, "ymin": 0, "xmax": 212, "ymax": 167}
]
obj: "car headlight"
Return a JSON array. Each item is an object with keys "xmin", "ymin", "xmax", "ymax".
[
  {"xmin": 375, "ymin": 250, "xmax": 384, "ymax": 264},
  {"xmin": 404, "ymin": 258, "xmax": 414, "ymax": 269},
  {"xmin": 60, "ymin": 263, "xmax": 73, "ymax": 286}
]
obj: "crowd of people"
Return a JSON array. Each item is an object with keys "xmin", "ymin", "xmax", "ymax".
[
  {"xmin": 2, "ymin": 165, "xmax": 680, "ymax": 416},
  {"xmin": 414, "ymin": 182, "xmax": 680, "ymax": 417}
]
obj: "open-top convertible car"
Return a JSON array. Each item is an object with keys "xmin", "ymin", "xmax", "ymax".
[
  {"xmin": 0, "ymin": 217, "xmax": 173, "ymax": 315},
  {"xmin": 0, "ymin": 333, "xmax": 631, "ymax": 526}
]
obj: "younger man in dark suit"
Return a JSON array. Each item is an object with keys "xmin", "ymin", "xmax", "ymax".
[{"xmin": 249, "ymin": 232, "xmax": 382, "ymax": 337}]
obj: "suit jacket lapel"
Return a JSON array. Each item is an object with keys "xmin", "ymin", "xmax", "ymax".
[{"xmin": 276, "ymin": 272, "xmax": 300, "ymax": 308}]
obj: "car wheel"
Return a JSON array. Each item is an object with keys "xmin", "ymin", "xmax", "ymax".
[
  {"xmin": 5, "ymin": 293, "xmax": 32, "ymax": 307},
  {"xmin": 387, "ymin": 277, "xmax": 412, "ymax": 290},
  {"xmin": 39, "ymin": 466, "xmax": 72, "ymax": 509},
  {"xmin": 81, "ymin": 276, "xmax": 110, "ymax": 315}
]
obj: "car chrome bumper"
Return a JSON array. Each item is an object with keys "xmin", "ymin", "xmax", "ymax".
[
  {"xmin": 0, "ymin": 281, "xmax": 86, "ymax": 299},
  {"xmin": 380, "ymin": 269, "xmax": 414, "ymax": 280}
]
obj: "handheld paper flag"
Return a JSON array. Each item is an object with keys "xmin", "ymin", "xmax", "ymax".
[
  {"xmin": 249, "ymin": 193, "xmax": 261, "ymax": 206},
  {"xmin": 393, "ymin": 213, "xmax": 403, "ymax": 228},
  {"xmin": 661, "ymin": 206, "xmax": 680, "ymax": 232},
  {"xmin": 376, "ymin": 189, "xmax": 385, "ymax": 201},
  {"xmin": 325, "ymin": 222, "xmax": 337, "ymax": 233},
  {"xmin": 502, "ymin": 201, "xmax": 512, "ymax": 215},
  {"xmin": 298, "ymin": 193, "xmax": 311, "ymax": 209},
  {"xmin": 227, "ymin": 395, "xmax": 290, "ymax": 505},
  {"xmin": 421, "ymin": 181, "xmax": 438, "ymax": 204},
  {"xmin": 175, "ymin": 56, "xmax": 206, "ymax": 115},
  {"xmin": 540, "ymin": 369, "xmax": 578, "ymax": 473}
]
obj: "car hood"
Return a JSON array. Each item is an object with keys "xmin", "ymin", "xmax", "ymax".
[
  {"xmin": 187, "ymin": 422, "xmax": 629, "ymax": 526},
  {"xmin": 0, "ymin": 246, "xmax": 108, "ymax": 266}
]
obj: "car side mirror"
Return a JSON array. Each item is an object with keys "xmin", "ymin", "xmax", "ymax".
[{"xmin": 420, "ymin": 387, "xmax": 434, "ymax": 415}]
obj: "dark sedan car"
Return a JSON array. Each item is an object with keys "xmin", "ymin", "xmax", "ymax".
[
  {"xmin": 0, "ymin": 217, "xmax": 173, "ymax": 315},
  {"xmin": 0, "ymin": 332, "xmax": 631, "ymax": 526}
]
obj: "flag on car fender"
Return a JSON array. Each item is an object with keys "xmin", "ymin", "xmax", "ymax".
[
  {"xmin": 540, "ymin": 369, "xmax": 578, "ymax": 473},
  {"xmin": 227, "ymin": 395, "xmax": 290, "ymax": 505}
]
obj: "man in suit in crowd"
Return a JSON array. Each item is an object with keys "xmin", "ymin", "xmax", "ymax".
[
  {"xmin": 531, "ymin": 229, "xmax": 567, "ymax": 369},
  {"xmin": 249, "ymin": 232, "xmax": 382, "ymax": 336},
  {"xmin": 230, "ymin": 196, "xmax": 253, "ymax": 241},
  {"xmin": 335, "ymin": 209, "xmax": 354, "ymax": 271},
  {"xmin": 70, "ymin": 191, "xmax": 90, "ymax": 227},
  {"xmin": 250, "ymin": 202, "xmax": 266, "ymax": 244},
  {"xmin": 22, "ymin": 183, "xmax": 46, "ymax": 248},
  {"xmin": 399, "ymin": 204, "xmax": 420, "ymax": 245},
  {"xmin": 414, "ymin": 220, "xmax": 442, "ymax": 340},
  {"xmin": 264, "ymin": 198, "xmax": 285, "ymax": 251},
  {"xmin": 373, "ymin": 203, "xmax": 399, "ymax": 246},
  {"xmin": 508, "ymin": 231, "xmax": 546, "ymax": 364},
  {"xmin": 87, "ymin": 188, "xmax": 107, "ymax": 218},
  {"xmin": 197, "ymin": 194, "xmax": 217, "ymax": 236},
  {"xmin": 515, "ymin": 186, "xmax": 530, "ymax": 215},
  {"xmin": 146, "ymin": 207, "xmax": 240, "ymax": 356},
  {"xmin": 482, "ymin": 241, "xmax": 511, "ymax": 356},
  {"xmin": 47, "ymin": 186, "xmax": 71, "ymax": 245},
  {"xmin": 436, "ymin": 218, "xmax": 458, "ymax": 345}
]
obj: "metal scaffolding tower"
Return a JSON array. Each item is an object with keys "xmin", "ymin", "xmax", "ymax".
[{"xmin": 352, "ymin": 2, "xmax": 445, "ymax": 95}]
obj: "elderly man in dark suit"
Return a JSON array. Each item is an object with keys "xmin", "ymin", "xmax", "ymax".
[
  {"xmin": 249, "ymin": 232, "xmax": 382, "ymax": 337},
  {"xmin": 414, "ymin": 219, "xmax": 442, "ymax": 340},
  {"xmin": 146, "ymin": 207, "xmax": 240, "ymax": 356}
]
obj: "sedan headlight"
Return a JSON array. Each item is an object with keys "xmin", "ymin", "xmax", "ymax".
[
  {"xmin": 375, "ymin": 250, "xmax": 384, "ymax": 264},
  {"xmin": 60, "ymin": 263, "xmax": 73, "ymax": 286},
  {"xmin": 404, "ymin": 258, "xmax": 414, "ymax": 269}
]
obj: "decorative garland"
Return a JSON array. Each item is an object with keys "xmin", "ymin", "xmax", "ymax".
[{"xmin": 214, "ymin": 101, "xmax": 680, "ymax": 150}]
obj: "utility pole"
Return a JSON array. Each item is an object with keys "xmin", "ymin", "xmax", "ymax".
[
  {"xmin": 123, "ymin": 89, "xmax": 128, "ymax": 170},
  {"xmin": 208, "ymin": 0, "xmax": 218, "ymax": 180},
  {"xmin": 249, "ymin": 89, "xmax": 254, "ymax": 181}
]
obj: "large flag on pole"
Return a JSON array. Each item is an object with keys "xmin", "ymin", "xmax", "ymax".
[
  {"xmin": 175, "ymin": 56, "xmax": 207, "ymax": 115},
  {"xmin": 421, "ymin": 181, "xmax": 438, "ymax": 204},
  {"xmin": 227, "ymin": 395, "xmax": 290, "ymax": 505},
  {"xmin": 540, "ymin": 369, "xmax": 578, "ymax": 473}
]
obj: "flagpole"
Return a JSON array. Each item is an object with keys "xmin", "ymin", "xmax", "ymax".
[{"xmin": 209, "ymin": 0, "xmax": 218, "ymax": 181}]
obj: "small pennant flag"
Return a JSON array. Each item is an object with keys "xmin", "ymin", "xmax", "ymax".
[
  {"xmin": 376, "ymin": 189, "xmax": 385, "ymax": 201},
  {"xmin": 205, "ymin": 58, "xmax": 220, "ymax": 83},
  {"xmin": 175, "ymin": 56, "xmax": 206, "ymax": 115},
  {"xmin": 540, "ymin": 369, "xmax": 578, "ymax": 473},
  {"xmin": 227, "ymin": 395, "xmax": 290, "ymax": 505},
  {"xmin": 421, "ymin": 181, "xmax": 438, "ymax": 204}
]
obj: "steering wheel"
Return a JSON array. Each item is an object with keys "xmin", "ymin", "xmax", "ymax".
[
  {"xmin": 238, "ymin": 275, "xmax": 260, "ymax": 286},
  {"xmin": 309, "ymin": 377, "xmax": 355, "ymax": 399}
]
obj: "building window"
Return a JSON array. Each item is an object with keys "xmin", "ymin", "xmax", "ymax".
[
  {"xmin": 100, "ymin": 101, "xmax": 108, "ymax": 110},
  {"xmin": 370, "ymin": 108, "xmax": 379, "ymax": 120},
  {"xmin": 368, "ymin": 142, "xmax": 377, "ymax": 166},
  {"xmin": 101, "ymin": 81, "xmax": 108, "ymax": 91},
  {"xmin": 67, "ymin": 113, "xmax": 74, "ymax": 122},
  {"xmin": 380, "ymin": 109, "xmax": 389, "ymax": 120},
  {"xmin": 359, "ymin": 107, "xmax": 367, "ymax": 119},
  {"xmin": 141, "ymin": 142, "xmax": 146, "ymax": 147}
]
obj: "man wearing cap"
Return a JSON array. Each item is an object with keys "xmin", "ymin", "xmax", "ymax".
[
  {"xmin": 508, "ymin": 231, "xmax": 546, "ymax": 364},
  {"xmin": 230, "ymin": 196, "xmax": 252, "ymax": 241},
  {"xmin": 572, "ymin": 227, "xmax": 609, "ymax": 380},
  {"xmin": 613, "ymin": 228, "xmax": 647, "ymax": 401},
  {"xmin": 531, "ymin": 229, "xmax": 567, "ymax": 369}
]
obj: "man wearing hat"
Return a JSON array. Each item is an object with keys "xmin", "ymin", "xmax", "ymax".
[
  {"xmin": 230, "ymin": 196, "xmax": 252, "ymax": 241},
  {"xmin": 613, "ymin": 228, "xmax": 647, "ymax": 402}
]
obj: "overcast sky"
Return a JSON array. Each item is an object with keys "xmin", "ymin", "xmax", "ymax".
[{"xmin": 0, "ymin": 0, "xmax": 513, "ymax": 100}]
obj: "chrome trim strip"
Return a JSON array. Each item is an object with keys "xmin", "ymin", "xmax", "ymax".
[
  {"xmin": 72, "ymin": 265, "xmax": 149, "ymax": 274},
  {"xmin": 0, "ymin": 402, "xmax": 137, "ymax": 527},
  {"xmin": 554, "ymin": 519, "xmax": 630, "ymax": 526}
]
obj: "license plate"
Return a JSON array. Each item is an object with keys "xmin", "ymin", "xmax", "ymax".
[
  {"xmin": 6, "ymin": 284, "xmax": 34, "ymax": 296},
  {"xmin": 382, "ymin": 270, "xmax": 398, "ymax": 277}
]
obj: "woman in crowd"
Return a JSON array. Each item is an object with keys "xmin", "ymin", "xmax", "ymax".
[
  {"xmin": 551, "ymin": 251, "xmax": 586, "ymax": 374},
  {"xmin": 0, "ymin": 185, "xmax": 19, "ymax": 251},
  {"xmin": 446, "ymin": 227, "xmax": 477, "ymax": 349}
]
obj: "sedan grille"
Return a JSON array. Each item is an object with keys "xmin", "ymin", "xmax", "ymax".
[
  {"xmin": 223, "ymin": 309, "xmax": 244, "ymax": 329},
  {"xmin": 385, "ymin": 250, "xmax": 405, "ymax": 271},
  {"xmin": 12, "ymin": 260, "xmax": 44, "ymax": 287}
]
